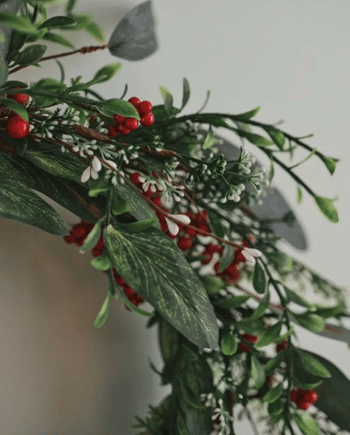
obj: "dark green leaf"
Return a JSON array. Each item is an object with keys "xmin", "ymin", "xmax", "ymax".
[
  {"xmin": 200, "ymin": 275, "xmax": 224, "ymax": 294},
  {"xmin": 314, "ymin": 195, "xmax": 339, "ymax": 223},
  {"xmin": 159, "ymin": 86, "xmax": 173, "ymax": 117},
  {"xmin": 220, "ymin": 331, "xmax": 238, "ymax": 355},
  {"xmin": 115, "ymin": 218, "xmax": 157, "ymax": 233},
  {"xmin": 207, "ymin": 211, "xmax": 225, "ymax": 238},
  {"xmin": 236, "ymin": 106, "xmax": 261, "ymax": 119},
  {"xmin": 296, "ymin": 349, "xmax": 331, "ymax": 378},
  {"xmin": 42, "ymin": 32, "xmax": 75, "ymax": 49},
  {"xmin": 218, "ymin": 245, "xmax": 234, "ymax": 273},
  {"xmin": 196, "ymin": 90, "xmax": 210, "ymax": 113},
  {"xmin": 108, "ymin": 0, "xmax": 157, "ymax": 61},
  {"xmin": 253, "ymin": 261, "xmax": 266, "ymax": 294},
  {"xmin": 104, "ymin": 225, "xmax": 219, "ymax": 350},
  {"xmin": 158, "ymin": 316, "xmax": 180, "ymax": 364},
  {"xmin": 91, "ymin": 62, "xmax": 122, "ymax": 85},
  {"xmin": 176, "ymin": 414, "xmax": 190, "ymax": 435},
  {"xmin": 320, "ymin": 156, "xmax": 338, "ymax": 175},
  {"xmin": 265, "ymin": 252, "xmax": 293, "ymax": 273},
  {"xmin": 283, "ymin": 285, "xmax": 314, "ymax": 309},
  {"xmin": 201, "ymin": 115, "xmax": 231, "ymax": 129},
  {"xmin": 91, "ymin": 252, "xmax": 111, "ymax": 271},
  {"xmin": 93, "ymin": 291, "xmax": 111, "ymax": 328},
  {"xmin": 268, "ymin": 398, "xmax": 284, "ymax": 415},
  {"xmin": 152, "ymin": 104, "xmax": 181, "ymax": 121},
  {"xmin": 111, "ymin": 192, "xmax": 130, "ymax": 215},
  {"xmin": 55, "ymin": 60, "xmax": 65, "ymax": 83},
  {"xmin": 263, "ymin": 383, "xmax": 283, "ymax": 403},
  {"xmin": 202, "ymin": 125, "xmax": 215, "ymax": 149},
  {"xmin": 272, "ymin": 326, "xmax": 294, "ymax": 343},
  {"xmin": 16, "ymin": 43, "xmax": 47, "ymax": 66},
  {"xmin": 251, "ymin": 355, "xmax": 265, "ymax": 388},
  {"xmin": 294, "ymin": 411, "xmax": 319, "ymax": 435},
  {"xmin": 0, "ymin": 12, "xmax": 37, "ymax": 34},
  {"xmin": 244, "ymin": 290, "xmax": 270, "ymax": 321},
  {"xmin": 0, "ymin": 178, "xmax": 68, "ymax": 235},
  {"xmin": 181, "ymin": 77, "xmax": 190, "ymax": 110},
  {"xmin": 61, "ymin": 14, "xmax": 92, "ymax": 30},
  {"xmin": 80, "ymin": 218, "xmax": 103, "ymax": 253},
  {"xmin": 65, "ymin": 0, "xmax": 76, "ymax": 14},
  {"xmin": 264, "ymin": 350, "xmax": 286, "ymax": 375},
  {"xmin": 263, "ymin": 126, "xmax": 285, "ymax": 150},
  {"xmin": 0, "ymin": 58, "xmax": 8, "ymax": 86},
  {"xmin": 39, "ymin": 16, "xmax": 76, "ymax": 29},
  {"xmin": 0, "ymin": 97, "xmax": 28, "ymax": 120},
  {"xmin": 292, "ymin": 312, "xmax": 325, "ymax": 333},
  {"xmin": 96, "ymin": 98, "xmax": 140, "ymax": 120},
  {"xmin": 313, "ymin": 303, "xmax": 345, "ymax": 318},
  {"xmin": 238, "ymin": 130, "xmax": 274, "ymax": 147},
  {"xmin": 213, "ymin": 294, "xmax": 251, "ymax": 309},
  {"xmin": 255, "ymin": 322, "xmax": 282, "ymax": 348},
  {"xmin": 24, "ymin": 28, "xmax": 47, "ymax": 43}
]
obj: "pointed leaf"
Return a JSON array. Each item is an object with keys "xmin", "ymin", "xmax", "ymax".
[
  {"xmin": 42, "ymin": 32, "xmax": 75, "ymax": 49},
  {"xmin": 263, "ymin": 126, "xmax": 285, "ymax": 150},
  {"xmin": 251, "ymin": 355, "xmax": 265, "ymax": 388},
  {"xmin": 202, "ymin": 125, "xmax": 215, "ymax": 149},
  {"xmin": 263, "ymin": 383, "xmax": 283, "ymax": 403},
  {"xmin": 236, "ymin": 106, "xmax": 261, "ymax": 119},
  {"xmin": 91, "ymin": 62, "xmax": 122, "ymax": 85},
  {"xmin": 320, "ymin": 156, "xmax": 338, "ymax": 175},
  {"xmin": 111, "ymin": 192, "xmax": 130, "ymax": 215},
  {"xmin": 200, "ymin": 275, "xmax": 224, "ymax": 295},
  {"xmin": 16, "ymin": 43, "xmax": 47, "ymax": 66},
  {"xmin": 253, "ymin": 261, "xmax": 266, "ymax": 294},
  {"xmin": 96, "ymin": 98, "xmax": 140, "ymax": 120},
  {"xmin": 314, "ymin": 195, "xmax": 339, "ymax": 223},
  {"xmin": 213, "ymin": 294, "xmax": 251, "ymax": 309},
  {"xmin": 297, "ymin": 185, "xmax": 303, "ymax": 204},
  {"xmin": 108, "ymin": 0, "xmax": 157, "ymax": 61},
  {"xmin": 0, "ymin": 12, "xmax": 37, "ymax": 33},
  {"xmin": 296, "ymin": 349, "xmax": 331, "ymax": 378},
  {"xmin": 264, "ymin": 350, "xmax": 286, "ymax": 375},
  {"xmin": 293, "ymin": 312, "xmax": 325, "ymax": 333},
  {"xmin": 238, "ymin": 130, "xmax": 274, "ymax": 147},
  {"xmin": 159, "ymin": 85, "xmax": 173, "ymax": 117},
  {"xmin": 80, "ymin": 218, "xmax": 103, "ymax": 253},
  {"xmin": 115, "ymin": 218, "xmax": 157, "ymax": 233},
  {"xmin": 38, "ymin": 16, "xmax": 76, "ymax": 29},
  {"xmin": 0, "ymin": 57, "xmax": 8, "ymax": 86},
  {"xmin": 91, "ymin": 252, "xmax": 111, "ymax": 271},
  {"xmin": 294, "ymin": 411, "xmax": 319, "ymax": 435},
  {"xmin": 86, "ymin": 21, "xmax": 106, "ymax": 44},
  {"xmin": 255, "ymin": 322, "xmax": 282, "ymax": 348},
  {"xmin": 218, "ymin": 245, "xmax": 235, "ymax": 273},
  {"xmin": 0, "ymin": 96, "xmax": 28, "ymax": 121},
  {"xmin": 284, "ymin": 285, "xmax": 314, "ymax": 309},
  {"xmin": 104, "ymin": 224, "xmax": 219, "ymax": 350},
  {"xmin": 93, "ymin": 291, "xmax": 111, "ymax": 328},
  {"xmin": 181, "ymin": 77, "xmax": 190, "ymax": 110}
]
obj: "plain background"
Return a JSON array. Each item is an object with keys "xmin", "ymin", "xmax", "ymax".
[{"xmin": 0, "ymin": 0, "xmax": 349, "ymax": 433}]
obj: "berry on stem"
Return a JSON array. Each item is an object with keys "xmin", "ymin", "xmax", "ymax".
[
  {"xmin": 297, "ymin": 400, "xmax": 310, "ymax": 410},
  {"xmin": 124, "ymin": 117, "xmax": 139, "ymax": 131},
  {"xmin": 6, "ymin": 115, "xmax": 30, "ymax": 139},
  {"xmin": 138, "ymin": 100, "xmax": 153, "ymax": 115},
  {"xmin": 9, "ymin": 87, "xmax": 30, "ymax": 105},
  {"xmin": 140, "ymin": 112, "xmax": 155, "ymax": 127},
  {"xmin": 178, "ymin": 236, "xmax": 193, "ymax": 251},
  {"xmin": 303, "ymin": 390, "xmax": 318, "ymax": 404},
  {"xmin": 128, "ymin": 97, "xmax": 141, "ymax": 108},
  {"xmin": 113, "ymin": 114, "xmax": 126, "ymax": 123}
]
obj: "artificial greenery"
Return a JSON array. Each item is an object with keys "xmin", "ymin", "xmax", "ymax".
[{"xmin": 0, "ymin": 1, "xmax": 349, "ymax": 434}]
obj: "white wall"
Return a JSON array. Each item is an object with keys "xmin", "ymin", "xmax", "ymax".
[{"xmin": 0, "ymin": 0, "xmax": 349, "ymax": 434}]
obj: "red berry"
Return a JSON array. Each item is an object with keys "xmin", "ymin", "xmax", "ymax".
[
  {"xmin": 95, "ymin": 237, "xmax": 104, "ymax": 250},
  {"xmin": 92, "ymin": 247, "xmax": 103, "ymax": 257},
  {"xmin": 206, "ymin": 244, "xmax": 222, "ymax": 254},
  {"xmin": 276, "ymin": 339, "xmax": 288, "ymax": 353},
  {"xmin": 123, "ymin": 285, "xmax": 135, "ymax": 298},
  {"xmin": 151, "ymin": 196, "xmax": 162, "ymax": 207},
  {"xmin": 138, "ymin": 100, "xmax": 153, "ymax": 115},
  {"xmin": 213, "ymin": 262, "xmax": 220, "ymax": 273},
  {"xmin": 124, "ymin": 117, "xmax": 139, "ymax": 131},
  {"xmin": 242, "ymin": 333, "xmax": 258, "ymax": 343},
  {"xmin": 107, "ymin": 125, "xmax": 118, "ymax": 138},
  {"xmin": 297, "ymin": 400, "xmax": 310, "ymax": 410},
  {"xmin": 290, "ymin": 390, "xmax": 298, "ymax": 402},
  {"xmin": 128, "ymin": 97, "xmax": 141, "ymax": 108},
  {"xmin": 6, "ymin": 115, "xmax": 30, "ymax": 139},
  {"xmin": 185, "ymin": 226, "xmax": 197, "ymax": 236},
  {"xmin": 89, "ymin": 114, "xmax": 98, "ymax": 124},
  {"xmin": 129, "ymin": 172, "xmax": 141, "ymax": 186},
  {"xmin": 266, "ymin": 374, "xmax": 275, "ymax": 388},
  {"xmin": 239, "ymin": 342, "xmax": 251, "ymax": 353},
  {"xmin": 197, "ymin": 223, "xmax": 210, "ymax": 234},
  {"xmin": 226, "ymin": 263, "xmax": 240, "ymax": 280},
  {"xmin": 116, "ymin": 124, "xmax": 131, "ymax": 135},
  {"xmin": 201, "ymin": 253, "xmax": 213, "ymax": 265},
  {"xmin": 234, "ymin": 249, "xmax": 246, "ymax": 263},
  {"xmin": 10, "ymin": 92, "xmax": 30, "ymax": 105},
  {"xmin": 113, "ymin": 114, "xmax": 126, "ymax": 123},
  {"xmin": 71, "ymin": 224, "xmax": 86, "ymax": 239},
  {"xmin": 63, "ymin": 234, "xmax": 75, "ymax": 244},
  {"xmin": 178, "ymin": 236, "xmax": 193, "ymax": 251},
  {"xmin": 303, "ymin": 390, "xmax": 318, "ymax": 404},
  {"xmin": 140, "ymin": 112, "xmax": 155, "ymax": 127}
]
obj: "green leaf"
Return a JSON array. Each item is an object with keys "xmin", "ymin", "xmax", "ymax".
[
  {"xmin": 80, "ymin": 218, "xmax": 103, "ymax": 253},
  {"xmin": 39, "ymin": 16, "xmax": 76, "ymax": 29},
  {"xmin": 268, "ymin": 399, "xmax": 284, "ymax": 416},
  {"xmin": 93, "ymin": 291, "xmax": 111, "ymax": 328},
  {"xmin": 244, "ymin": 290, "xmax": 270, "ymax": 321},
  {"xmin": 96, "ymin": 98, "xmax": 140, "ymax": 120},
  {"xmin": 42, "ymin": 32, "xmax": 75, "ymax": 49},
  {"xmin": 320, "ymin": 156, "xmax": 338, "ymax": 175},
  {"xmin": 236, "ymin": 106, "xmax": 261, "ymax": 119},
  {"xmin": 177, "ymin": 414, "xmax": 190, "ymax": 435},
  {"xmin": 220, "ymin": 331, "xmax": 238, "ymax": 355},
  {"xmin": 116, "ymin": 284, "xmax": 154, "ymax": 317},
  {"xmin": 283, "ymin": 285, "xmax": 314, "ymax": 309},
  {"xmin": 158, "ymin": 316, "xmax": 180, "ymax": 363},
  {"xmin": 200, "ymin": 275, "xmax": 225, "ymax": 294},
  {"xmin": 264, "ymin": 350, "xmax": 286, "ymax": 375},
  {"xmin": 196, "ymin": 89, "xmax": 210, "ymax": 113},
  {"xmin": 251, "ymin": 355, "xmax": 265, "ymax": 388},
  {"xmin": 152, "ymin": 104, "xmax": 181, "ymax": 121},
  {"xmin": 61, "ymin": 13, "xmax": 92, "ymax": 30},
  {"xmin": 202, "ymin": 125, "xmax": 215, "ymax": 149},
  {"xmin": 238, "ymin": 130, "xmax": 274, "ymax": 147},
  {"xmin": 86, "ymin": 21, "xmax": 106, "ymax": 43},
  {"xmin": 0, "ymin": 97, "xmax": 28, "ymax": 121},
  {"xmin": 0, "ymin": 178, "xmax": 68, "ymax": 236},
  {"xmin": 296, "ymin": 349, "xmax": 331, "ymax": 378},
  {"xmin": 91, "ymin": 62, "xmax": 122, "ymax": 85},
  {"xmin": 255, "ymin": 322, "xmax": 282, "ymax": 348},
  {"xmin": 0, "ymin": 58, "xmax": 8, "ymax": 87},
  {"xmin": 22, "ymin": 28, "xmax": 47, "ymax": 43},
  {"xmin": 65, "ymin": 0, "xmax": 76, "ymax": 14},
  {"xmin": 104, "ymin": 225, "xmax": 219, "ymax": 350},
  {"xmin": 16, "ymin": 44, "xmax": 47, "ymax": 66},
  {"xmin": 293, "ymin": 312, "xmax": 325, "ymax": 333},
  {"xmin": 181, "ymin": 77, "xmax": 190, "ymax": 110},
  {"xmin": 268, "ymin": 157, "xmax": 274, "ymax": 182},
  {"xmin": 294, "ymin": 411, "xmax": 320, "ymax": 435},
  {"xmin": 111, "ymin": 192, "xmax": 130, "ymax": 215},
  {"xmin": 218, "ymin": 245, "xmax": 235, "ymax": 273},
  {"xmin": 297, "ymin": 185, "xmax": 303, "ymax": 204},
  {"xmin": 313, "ymin": 303, "xmax": 344, "ymax": 318},
  {"xmin": 115, "ymin": 218, "xmax": 157, "ymax": 233},
  {"xmin": 272, "ymin": 326, "xmax": 294, "ymax": 343},
  {"xmin": 314, "ymin": 195, "xmax": 339, "ymax": 223},
  {"xmin": 91, "ymin": 252, "xmax": 111, "ymax": 271},
  {"xmin": 159, "ymin": 85, "xmax": 173, "ymax": 117},
  {"xmin": 213, "ymin": 294, "xmax": 251, "ymax": 309},
  {"xmin": 23, "ymin": 144, "xmax": 85, "ymax": 183},
  {"xmin": 264, "ymin": 252, "xmax": 293, "ymax": 273},
  {"xmin": 263, "ymin": 383, "xmax": 283, "ymax": 403},
  {"xmin": 263, "ymin": 126, "xmax": 285, "ymax": 150},
  {"xmin": 207, "ymin": 211, "xmax": 225, "ymax": 238},
  {"xmin": 253, "ymin": 261, "xmax": 266, "ymax": 294},
  {"xmin": 0, "ymin": 12, "xmax": 37, "ymax": 34}
]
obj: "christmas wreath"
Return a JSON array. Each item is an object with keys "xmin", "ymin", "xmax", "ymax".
[{"xmin": 0, "ymin": 1, "xmax": 349, "ymax": 434}]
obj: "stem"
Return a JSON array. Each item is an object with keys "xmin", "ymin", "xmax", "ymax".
[
  {"xmin": 9, "ymin": 44, "xmax": 109, "ymax": 74},
  {"xmin": 244, "ymin": 406, "xmax": 260, "ymax": 435}
]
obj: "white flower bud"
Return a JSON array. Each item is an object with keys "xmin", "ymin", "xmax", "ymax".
[
  {"xmin": 81, "ymin": 166, "xmax": 91, "ymax": 183},
  {"xmin": 91, "ymin": 156, "xmax": 102, "ymax": 172}
]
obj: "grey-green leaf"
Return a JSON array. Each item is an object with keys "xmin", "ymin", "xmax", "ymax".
[
  {"xmin": 108, "ymin": 0, "xmax": 157, "ymax": 61},
  {"xmin": 104, "ymin": 224, "xmax": 219, "ymax": 350},
  {"xmin": 16, "ymin": 44, "xmax": 47, "ymax": 66}
]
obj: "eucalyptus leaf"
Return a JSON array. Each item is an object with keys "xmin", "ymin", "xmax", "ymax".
[
  {"xmin": 104, "ymin": 224, "xmax": 219, "ymax": 350},
  {"xmin": 108, "ymin": 0, "xmax": 157, "ymax": 61}
]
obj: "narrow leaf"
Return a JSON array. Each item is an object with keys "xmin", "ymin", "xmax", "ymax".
[
  {"xmin": 80, "ymin": 218, "xmax": 103, "ymax": 253},
  {"xmin": 218, "ymin": 245, "xmax": 235, "ymax": 273},
  {"xmin": 236, "ymin": 106, "xmax": 261, "ymax": 119},
  {"xmin": 263, "ymin": 126, "xmax": 285, "ymax": 150},
  {"xmin": 16, "ymin": 44, "xmax": 47, "ymax": 66},
  {"xmin": 297, "ymin": 185, "xmax": 303, "ymax": 204},
  {"xmin": 0, "ymin": 97, "xmax": 28, "ymax": 121},
  {"xmin": 202, "ymin": 125, "xmax": 215, "ymax": 149},
  {"xmin": 294, "ymin": 411, "xmax": 320, "ymax": 435},
  {"xmin": 159, "ymin": 85, "xmax": 173, "ymax": 117},
  {"xmin": 255, "ymin": 322, "xmax": 282, "ymax": 348},
  {"xmin": 238, "ymin": 130, "xmax": 274, "ymax": 147},
  {"xmin": 321, "ymin": 155, "xmax": 338, "ymax": 175},
  {"xmin": 296, "ymin": 349, "xmax": 331, "ymax": 378},
  {"xmin": 42, "ymin": 32, "xmax": 75, "ymax": 49},
  {"xmin": 284, "ymin": 285, "xmax": 314, "ymax": 309},
  {"xmin": 314, "ymin": 195, "xmax": 339, "ymax": 223},
  {"xmin": 96, "ymin": 98, "xmax": 140, "ymax": 120},
  {"xmin": 200, "ymin": 275, "xmax": 225, "ymax": 295},
  {"xmin": 264, "ymin": 350, "xmax": 286, "ymax": 375},
  {"xmin": 91, "ymin": 252, "xmax": 111, "ymax": 271},
  {"xmin": 38, "ymin": 16, "xmax": 76, "ymax": 29},
  {"xmin": 92, "ymin": 62, "xmax": 122, "ymax": 85},
  {"xmin": 86, "ymin": 21, "xmax": 106, "ymax": 44},
  {"xmin": 0, "ymin": 12, "xmax": 37, "ymax": 33},
  {"xmin": 93, "ymin": 291, "xmax": 111, "ymax": 328},
  {"xmin": 253, "ymin": 261, "xmax": 266, "ymax": 294},
  {"xmin": 213, "ymin": 294, "xmax": 251, "ymax": 309},
  {"xmin": 115, "ymin": 218, "xmax": 157, "ymax": 233},
  {"xmin": 181, "ymin": 77, "xmax": 190, "ymax": 110},
  {"xmin": 293, "ymin": 312, "xmax": 325, "ymax": 333},
  {"xmin": 251, "ymin": 355, "xmax": 265, "ymax": 388},
  {"xmin": 263, "ymin": 383, "xmax": 283, "ymax": 403}
]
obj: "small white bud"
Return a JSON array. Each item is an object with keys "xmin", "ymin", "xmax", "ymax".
[{"xmin": 81, "ymin": 166, "xmax": 91, "ymax": 183}]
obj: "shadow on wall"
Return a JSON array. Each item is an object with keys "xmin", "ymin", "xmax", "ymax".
[{"xmin": 0, "ymin": 202, "xmax": 164, "ymax": 434}]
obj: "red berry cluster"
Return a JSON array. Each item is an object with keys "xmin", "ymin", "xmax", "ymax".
[
  {"xmin": 107, "ymin": 97, "xmax": 154, "ymax": 138},
  {"xmin": 63, "ymin": 219, "xmax": 144, "ymax": 308},
  {"xmin": 5, "ymin": 87, "xmax": 31, "ymax": 139},
  {"xmin": 290, "ymin": 388, "xmax": 318, "ymax": 410},
  {"xmin": 276, "ymin": 338, "xmax": 289, "ymax": 353},
  {"xmin": 239, "ymin": 333, "xmax": 258, "ymax": 353}
]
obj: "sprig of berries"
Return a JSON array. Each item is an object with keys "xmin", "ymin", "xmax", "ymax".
[
  {"xmin": 238, "ymin": 333, "xmax": 258, "ymax": 353},
  {"xmin": 290, "ymin": 388, "xmax": 318, "ymax": 410}
]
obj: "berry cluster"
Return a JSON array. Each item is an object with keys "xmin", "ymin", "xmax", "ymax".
[
  {"xmin": 290, "ymin": 388, "xmax": 318, "ymax": 410},
  {"xmin": 276, "ymin": 338, "xmax": 289, "ymax": 353},
  {"xmin": 107, "ymin": 97, "xmax": 154, "ymax": 138},
  {"xmin": 238, "ymin": 333, "xmax": 258, "ymax": 352},
  {"xmin": 63, "ymin": 219, "xmax": 144, "ymax": 308},
  {"xmin": 4, "ymin": 87, "xmax": 31, "ymax": 139}
]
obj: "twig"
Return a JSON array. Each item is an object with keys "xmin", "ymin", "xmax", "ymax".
[{"xmin": 244, "ymin": 406, "xmax": 260, "ymax": 435}]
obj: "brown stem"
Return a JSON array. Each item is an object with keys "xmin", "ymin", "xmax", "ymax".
[
  {"xmin": 9, "ymin": 44, "xmax": 109, "ymax": 75},
  {"xmin": 234, "ymin": 283, "xmax": 284, "ymax": 311}
]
